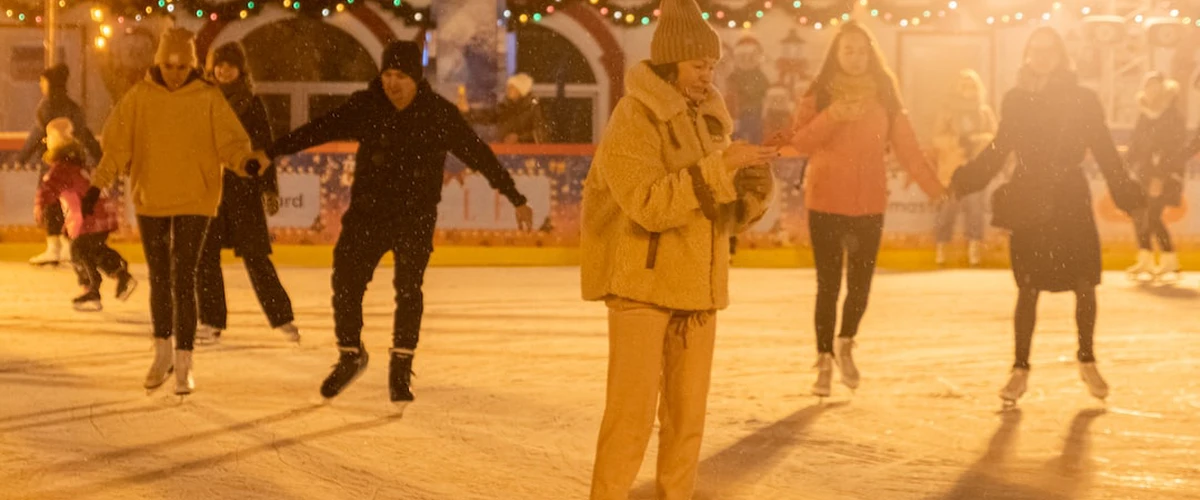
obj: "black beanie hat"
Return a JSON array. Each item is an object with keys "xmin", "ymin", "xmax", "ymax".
[
  {"xmin": 211, "ymin": 42, "xmax": 247, "ymax": 74},
  {"xmin": 381, "ymin": 41, "xmax": 423, "ymax": 80},
  {"xmin": 41, "ymin": 64, "xmax": 69, "ymax": 92}
]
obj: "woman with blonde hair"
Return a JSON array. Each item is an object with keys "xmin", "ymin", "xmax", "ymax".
[
  {"xmin": 932, "ymin": 69, "xmax": 997, "ymax": 267},
  {"xmin": 949, "ymin": 27, "xmax": 1142, "ymax": 405},
  {"xmin": 781, "ymin": 20, "xmax": 944, "ymax": 397}
]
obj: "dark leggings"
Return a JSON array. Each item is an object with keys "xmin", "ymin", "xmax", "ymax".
[
  {"xmin": 196, "ymin": 228, "xmax": 295, "ymax": 330},
  {"xmin": 1134, "ymin": 198, "xmax": 1174, "ymax": 252},
  {"xmin": 809, "ymin": 211, "xmax": 884, "ymax": 354},
  {"xmin": 44, "ymin": 202, "xmax": 64, "ymax": 237},
  {"xmin": 1013, "ymin": 286, "xmax": 1096, "ymax": 370},
  {"xmin": 71, "ymin": 232, "xmax": 128, "ymax": 290},
  {"xmin": 138, "ymin": 216, "xmax": 209, "ymax": 351}
]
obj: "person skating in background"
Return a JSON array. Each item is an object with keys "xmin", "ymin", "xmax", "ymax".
[
  {"xmin": 34, "ymin": 118, "xmax": 137, "ymax": 312},
  {"xmin": 931, "ymin": 69, "xmax": 998, "ymax": 267},
  {"xmin": 457, "ymin": 72, "xmax": 550, "ymax": 144},
  {"xmin": 264, "ymin": 40, "xmax": 534, "ymax": 404},
  {"xmin": 949, "ymin": 27, "xmax": 1143, "ymax": 405},
  {"xmin": 17, "ymin": 64, "xmax": 103, "ymax": 267},
  {"xmin": 84, "ymin": 28, "xmax": 266, "ymax": 396},
  {"xmin": 779, "ymin": 20, "xmax": 945, "ymax": 397},
  {"xmin": 1124, "ymin": 72, "xmax": 1187, "ymax": 281},
  {"xmin": 195, "ymin": 42, "xmax": 299, "ymax": 345},
  {"xmin": 581, "ymin": 0, "xmax": 777, "ymax": 496}
]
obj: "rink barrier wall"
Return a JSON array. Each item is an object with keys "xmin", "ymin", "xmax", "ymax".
[{"xmin": 0, "ymin": 137, "xmax": 1187, "ymax": 268}]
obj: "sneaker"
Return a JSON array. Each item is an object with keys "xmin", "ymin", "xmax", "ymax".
[
  {"xmin": 277, "ymin": 323, "xmax": 301, "ymax": 343},
  {"xmin": 834, "ymin": 337, "xmax": 860, "ymax": 390},
  {"xmin": 196, "ymin": 324, "xmax": 222, "ymax": 345},
  {"xmin": 1000, "ymin": 367, "xmax": 1030, "ymax": 404},
  {"xmin": 72, "ymin": 289, "xmax": 102, "ymax": 312},
  {"xmin": 320, "ymin": 345, "xmax": 369, "ymax": 400},
  {"xmin": 812, "ymin": 353, "xmax": 834, "ymax": 397},
  {"xmin": 1079, "ymin": 362, "xmax": 1109, "ymax": 400},
  {"xmin": 115, "ymin": 272, "xmax": 138, "ymax": 301},
  {"xmin": 389, "ymin": 349, "xmax": 415, "ymax": 403}
]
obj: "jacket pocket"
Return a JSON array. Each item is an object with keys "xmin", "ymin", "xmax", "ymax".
[{"xmin": 645, "ymin": 233, "xmax": 661, "ymax": 269}]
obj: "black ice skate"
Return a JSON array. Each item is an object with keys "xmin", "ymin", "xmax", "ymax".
[
  {"xmin": 72, "ymin": 289, "xmax": 102, "ymax": 312},
  {"xmin": 389, "ymin": 349, "xmax": 416, "ymax": 404},
  {"xmin": 115, "ymin": 271, "xmax": 138, "ymax": 301},
  {"xmin": 320, "ymin": 344, "xmax": 369, "ymax": 400}
]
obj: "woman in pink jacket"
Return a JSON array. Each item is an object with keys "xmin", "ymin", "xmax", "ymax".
[{"xmin": 784, "ymin": 21, "xmax": 944, "ymax": 397}]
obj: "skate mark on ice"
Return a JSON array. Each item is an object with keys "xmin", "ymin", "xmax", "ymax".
[
  {"xmin": 0, "ymin": 403, "xmax": 171, "ymax": 434},
  {"xmin": 0, "ymin": 349, "xmax": 150, "ymax": 374},
  {"xmin": 0, "ymin": 399, "xmax": 136, "ymax": 424},
  {"xmin": 0, "ymin": 373, "xmax": 103, "ymax": 390},
  {"xmin": 16, "ymin": 412, "xmax": 409, "ymax": 500},
  {"xmin": 629, "ymin": 403, "xmax": 847, "ymax": 500},
  {"xmin": 931, "ymin": 408, "xmax": 1105, "ymax": 500}
]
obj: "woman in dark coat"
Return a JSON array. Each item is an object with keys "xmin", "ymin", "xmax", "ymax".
[
  {"xmin": 1124, "ymin": 72, "xmax": 1187, "ymax": 279},
  {"xmin": 196, "ymin": 42, "xmax": 298, "ymax": 344},
  {"xmin": 950, "ymin": 27, "xmax": 1143, "ymax": 405}
]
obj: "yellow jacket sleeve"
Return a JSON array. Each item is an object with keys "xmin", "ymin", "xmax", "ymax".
[{"xmin": 91, "ymin": 87, "xmax": 138, "ymax": 189}]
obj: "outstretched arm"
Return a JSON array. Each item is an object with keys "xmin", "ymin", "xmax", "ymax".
[
  {"xmin": 267, "ymin": 94, "xmax": 366, "ymax": 158},
  {"xmin": 445, "ymin": 105, "xmax": 527, "ymax": 208}
]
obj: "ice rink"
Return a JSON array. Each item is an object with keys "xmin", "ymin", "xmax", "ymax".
[{"xmin": 1, "ymin": 262, "xmax": 1197, "ymax": 500}]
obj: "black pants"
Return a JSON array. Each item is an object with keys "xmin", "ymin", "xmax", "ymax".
[
  {"xmin": 1134, "ymin": 198, "xmax": 1174, "ymax": 252},
  {"xmin": 332, "ymin": 214, "xmax": 435, "ymax": 350},
  {"xmin": 1013, "ymin": 286, "xmax": 1096, "ymax": 370},
  {"xmin": 809, "ymin": 211, "xmax": 884, "ymax": 354},
  {"xmin": 138, "ymin": 216, "xmax": 209, "ymax": 351},
  {"xmin": 196, "ymin": 226, "xmax": 294, "ymax": 330},
  {"xmin": 71, "ymin": 231, "xmax": 128, "ymax": 290}
]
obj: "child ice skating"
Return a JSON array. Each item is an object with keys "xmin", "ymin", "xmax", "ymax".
[
  {"xmin": 949, "ymin": 28, "xmax": 1143, "ymax": 406},
  {"xmin": 34, "ymin": 118, "xmax": 136, "ymax": 312}
]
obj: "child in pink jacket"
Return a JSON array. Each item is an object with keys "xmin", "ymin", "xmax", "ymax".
[{"xmin": 35, "ymin": 118, "xmax": 137, "ymax": 311}]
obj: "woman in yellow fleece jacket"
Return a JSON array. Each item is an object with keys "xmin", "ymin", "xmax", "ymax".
[
  {"xmin": 84, "ymin": 28, "xmax": 262, "ymax": 396},
  {"xmin": 581, "ymin": 1, "xmax": 777, "ymax": 498}
]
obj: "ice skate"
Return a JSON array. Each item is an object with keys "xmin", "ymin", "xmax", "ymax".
[
  {"xmin": 834, "ymin": 337, "xmax": 860, "ymax": 390},
  {"xmin": 389, "ymin": 348, "xmax": 416, "ymax": 406},
  {"xmin": 812, "ymin": 353, "xmax": 834, "ymax": 398},
  {"xmin": 1079, "ymin": 362, "xmax": 1109, "ymax": 400},
  {"xmin": 72, "ymin": 288, "xmax": 102, "ymax": 312},
  {"xmin": 1126, "ymin": 249, "xmax": 1155, "ymax": 282},
  {"xmin": 196, "ymin": 324, "xmax": 222, "ymax": 345},
  {"xmin": 320, "ymin": 344, "xmax": 369, "ymax": 400},
  {"xmin": 999, "ymin": 368, "xmax": 1029, "ymax": 407},
  {"xmin": 968, "ymin": 240, "xmax": 983, "ymax": 268},
  {"xmin": 28, "ymin": 237, "xmax": 61, "ymax": 267},
  {"xmin": 115, "ymin": 271, "xmax": 138, "ymax": 301},
  {"xmin": 1153, "ymin": 252, "xmax": 1181, "ymax": 284},
  {"xmin": 57, "ymin": 236, "xmax": 73, "ymax": 264},
  {"xmin": 174, "ymin": 350, "xmax": 195, "ymax": 396},
  {"xmin": 935, "ymin": 243, "xmax": 947, "ymax": 267},
  {"xmin": 144, "ymin": 338, "xmax": 175, "ymax": 391},
  {"xmin": 277, "ymin": 323, "xmax": 301, "ymax": 344}
]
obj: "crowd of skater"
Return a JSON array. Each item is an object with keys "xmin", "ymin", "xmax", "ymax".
[{"xmin": 7, "ymin": 0, "xmax": 1199, "ymax": 497}]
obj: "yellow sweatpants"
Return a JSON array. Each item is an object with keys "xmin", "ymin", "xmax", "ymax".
[{"xmin": 590, "ymin": 297, "xmax": 717, "ymax": 500}]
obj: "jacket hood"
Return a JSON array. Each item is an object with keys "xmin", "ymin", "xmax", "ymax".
[{"xmin": 625, "ymin": 61, "xmax": 732, "ymax": 129}]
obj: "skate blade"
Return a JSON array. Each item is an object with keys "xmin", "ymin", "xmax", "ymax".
[
  {"xmin": 117, "ymin": 281, "xmax": 139, "ymax": 301},
  {"xmin": 73, "ymin": 302, "xmax": 103, "ymax": 312}
]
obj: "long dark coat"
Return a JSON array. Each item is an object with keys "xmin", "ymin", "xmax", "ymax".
[
  {"xmin": 209, "ymin": 79, "xmax": 276, "ymax": 257},
  {"xmin": 951, "ymin": 74, "xmax": 1143, "ymax": 292}
]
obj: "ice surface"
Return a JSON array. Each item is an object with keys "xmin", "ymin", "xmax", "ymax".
[{"xmin": 1, "ymin": 263, "xmax": 1197, "ymax": 499}]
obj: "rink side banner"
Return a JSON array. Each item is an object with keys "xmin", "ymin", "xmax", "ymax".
[{"xmin": 0, "ymin": 143, "xmax": 1187, "ymax": 248}]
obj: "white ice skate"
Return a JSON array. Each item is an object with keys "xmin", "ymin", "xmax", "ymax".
[
  {"xmin": 999, "ymin": 368, "xmax": 1030, "ymax": 407},
  {"xmin": 968, "ymin": 240, "xmax": 983, "ymax": 268},
  {"xmin": 835, "ymin": 337, "xmax": 860, "ymax": 390},
  {"xmin": 1079, "ymin": 362, "xmax": 1109, "ymax": 400},
  {"xmin": 28, "ymin": 237, "xmax": 61, "ymax": 267},
  {"xmin": 1153, "ymin": 253, "xmax": 1181, "ymax": 284},
  {"xmin": 174, "ymin": 350, "xmax": 195, "ymax": 396},
  {"xmin": 144, "ymin": 338, "xmax": 175, "ymax": 391},
  {"xmin": 277, "ymin": 323, "xmax": 301, "ymax": 343},
  {"xmin": 196, "ymin": 324, "xmax": 222, "ymax": 345},
  {"xmin": 57, "ymin": 235, "xmax": 72, "ymax": 264},
  {"xmin": 1126, "ymin": 250, "xmax": 1155, "ymax": 282},
  {"xmin": 812, "ymin": 353, "xmax": 834, "ymax": 398}
]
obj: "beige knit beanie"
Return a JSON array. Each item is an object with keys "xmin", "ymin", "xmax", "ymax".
[
  {"xmin": 155, "ymin": 28, "xmax": 198, "ymax": 67},
  {"xmin": 651, "ymin": 0, "xmax": 721, "ymax": 65}
]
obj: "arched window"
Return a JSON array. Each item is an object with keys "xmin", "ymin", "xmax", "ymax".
[
  {"xmin": 514, "ymin": 24, "xmax": 599, "ymax": 143},
  {"xmin": 241, "ymin": 17, "xmax": 378, "ymax": 135}
]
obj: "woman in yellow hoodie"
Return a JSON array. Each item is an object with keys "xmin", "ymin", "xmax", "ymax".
[
  {"xmin": 84, "ymin": 28, "xmax": 264, "ymax": 396},
  {"xmin": 581, "ymin": 0, "xmax": 777, "ymax": 497}
]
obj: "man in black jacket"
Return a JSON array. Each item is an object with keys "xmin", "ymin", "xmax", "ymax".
[{"xmin": 265, "ymin": 41, "xmax": 533, "ymax": 403}]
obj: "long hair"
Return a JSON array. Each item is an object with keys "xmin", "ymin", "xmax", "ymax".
[
  {"xmin": 1020, "ymin": 27, "xmax": 1076, "ymax": 87},
  {"xmin": 806, "ymin": 20, "xmax": 902, "ymax": 116},
  {"xmin": 954, "ymin": 69, "xmax": 988, "ymax": 107}
]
